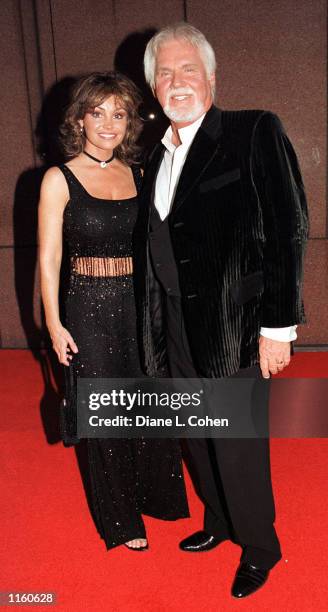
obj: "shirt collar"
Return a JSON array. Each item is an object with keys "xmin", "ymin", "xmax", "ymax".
[{"xmin": 161, "ymin": 112, "xmax": 206, "ymax": 154}]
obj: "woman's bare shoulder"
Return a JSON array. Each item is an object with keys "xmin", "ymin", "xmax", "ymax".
[
  {"xmin": 40, "ymin": 166, "xmax": 69, "ymax": 205},
  {"xmin": 41, "ymin": 166, "xmax": 66, "ymax": 187}
]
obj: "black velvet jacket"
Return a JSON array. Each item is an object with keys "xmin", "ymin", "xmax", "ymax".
[{"xmin": 132, "ymin": 105, "xmax": 308, "ymax": 378}]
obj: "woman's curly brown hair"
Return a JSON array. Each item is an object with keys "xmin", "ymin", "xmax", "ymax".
[{"xmin": 60, "ymin": 71, "xmax": 143, "ymax": 164}]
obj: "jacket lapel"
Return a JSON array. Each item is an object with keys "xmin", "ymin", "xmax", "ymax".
[
  {"xmin": 170, "ymin": 105, "xmax": 223, "ymax": 215},
  {"xmin": 142, "ymin": 143, "xmax": 165, "ymax": 204},
  {"xmin": 140, "ymin": 143, "xmax": 165, "ymax": 229}
]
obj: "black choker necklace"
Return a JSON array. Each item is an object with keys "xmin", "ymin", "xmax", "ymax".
[{"xmin": 83, "ymin": 150, "xmax": 114, "ymax": 168}]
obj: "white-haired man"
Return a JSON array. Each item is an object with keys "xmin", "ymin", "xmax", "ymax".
[{"xmin": 133, "ymin": 23, "xmax": 308, "ymax": 598}]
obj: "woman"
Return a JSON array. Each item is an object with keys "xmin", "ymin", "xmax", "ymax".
[{"xmin": 38, "ymin": 71, "xmax": 189, "ymax": 551}]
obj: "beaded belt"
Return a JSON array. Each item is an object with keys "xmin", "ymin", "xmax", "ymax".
[{"xmin": 71, "ymin": 256, "xmax": 133, "ymax": 277}]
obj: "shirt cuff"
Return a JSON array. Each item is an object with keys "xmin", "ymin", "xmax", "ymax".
[{"xmin": 260, "ymin": 326, "xmax": 297, "ymax": 342}]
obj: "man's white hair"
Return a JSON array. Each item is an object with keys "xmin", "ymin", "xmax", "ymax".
[{"xmin": 144, "ymin": 22, "xmax": 217, "ymax": 99}]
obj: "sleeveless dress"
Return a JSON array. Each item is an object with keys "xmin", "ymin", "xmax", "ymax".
[{"xmin": 59, "ymin": 164, "xmax": 189, "ymax": 549}]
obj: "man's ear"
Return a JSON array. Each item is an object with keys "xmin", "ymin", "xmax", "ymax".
[
  {"xmin": 209, "ymin": 72, "xmax": 216, "ymax": 89},
  {"xmin": 208, "ymin": 72, "xmax": 216, "ymax": 101}
]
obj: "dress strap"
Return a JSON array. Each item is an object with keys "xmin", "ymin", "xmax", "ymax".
[
  {"xmin": 58, "ymin": 164, "xmax": 83, "ymax": 199},
  {"xmin": 131, "ymin": 164, "xmax": 143, "ymax": 194}
]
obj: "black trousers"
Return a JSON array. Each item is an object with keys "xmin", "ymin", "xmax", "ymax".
[{"xmin": 165, "ymin": 295, "xmax": 282, "ymax": 569}]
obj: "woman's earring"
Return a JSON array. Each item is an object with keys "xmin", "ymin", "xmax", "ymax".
[{"xmin": 80, "ymin": 126, "xmax": 83, "ymax": 134}]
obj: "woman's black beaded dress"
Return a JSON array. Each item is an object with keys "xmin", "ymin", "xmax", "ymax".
[{"xmin": 59, "ymin": 164, "xmax": 189, "ymax": 549}]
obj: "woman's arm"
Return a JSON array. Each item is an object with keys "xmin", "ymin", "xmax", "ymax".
[{"xmin": 38, "ymin": 167, "xmax": 78, "ymax": 365}]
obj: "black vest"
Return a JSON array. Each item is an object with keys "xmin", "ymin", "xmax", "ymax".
[{"xmin": 149, "ymin": 204, "xmax": 181, "ymax": 296}]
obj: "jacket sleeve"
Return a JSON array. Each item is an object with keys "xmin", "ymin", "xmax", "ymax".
[{"xmin": 251, "ymin": 111, "xmax": 309, "ymax": 327}]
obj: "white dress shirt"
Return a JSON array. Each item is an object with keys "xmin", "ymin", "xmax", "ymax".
[
  {"xmin": 154, "ymin": 115, "xmax": 297, "ymax": 342},
  {"xmin": 155, "ymin": 113, "xmax": 205, "ymax": 220}
]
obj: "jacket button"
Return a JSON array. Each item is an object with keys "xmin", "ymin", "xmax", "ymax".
[
  {"xmin": 155, "ymin": 262, "xmax": 161, "ymax": 268},
  {"xmin": 167, "ymin": 287, "xmax": 172, "ymax": 293}
]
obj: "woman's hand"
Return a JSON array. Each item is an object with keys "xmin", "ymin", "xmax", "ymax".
[{"xmin": 49, "ymin": 324, "xmax": 78, "ymax": 366}]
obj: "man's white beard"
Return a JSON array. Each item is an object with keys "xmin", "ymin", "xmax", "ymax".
[
  {"xmin": 163, "ymin": 102, "xmax": 204, "ymax": 122},
  {"xmin": 163, "ymin": 89, "xmax": 205, "ymax": 123}
]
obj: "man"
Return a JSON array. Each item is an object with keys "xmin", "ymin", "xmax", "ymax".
[{"xmin": 133, "ymin": 23, "xmax": 308, "ymax": 598}]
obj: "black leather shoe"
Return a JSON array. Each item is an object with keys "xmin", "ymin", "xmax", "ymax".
[
  {"xmin": 179, "ymin": 530, "xmax": 223, "ymax": 552},
  {"xmin": 231, "ymin": 562, "xmax": 269, "ymax": 598}
]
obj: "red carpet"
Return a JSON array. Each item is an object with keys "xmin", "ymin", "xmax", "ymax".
[{"xmin": 0, "ymin": 350, "xmax": 327, "ymax": 611}]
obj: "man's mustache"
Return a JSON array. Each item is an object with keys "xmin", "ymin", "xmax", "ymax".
[{"xmin": 166, "ymin": 88, "xmax": 194, "ymax": 101}]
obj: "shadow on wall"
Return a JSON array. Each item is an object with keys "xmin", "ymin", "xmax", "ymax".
[
  {"xmin": 12, "ymin": 28, "xmax": 165, "ymax": 449},
  {"xmin": 13, "ymin": 77, "xmax": 78, "ymax": 445},
  {"xmin": 114, "ymin": 28, "xmax": 169, "ymax": 156}
]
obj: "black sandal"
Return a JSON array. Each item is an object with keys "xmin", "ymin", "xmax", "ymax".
[{"xmin": 124, "ymin": 541, "xmax": 149, "ymax": 551}]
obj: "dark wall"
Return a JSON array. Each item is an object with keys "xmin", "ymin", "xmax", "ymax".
[{"xmin": 0, "ymin": 0, "xmax": 326, "ymax": 347}]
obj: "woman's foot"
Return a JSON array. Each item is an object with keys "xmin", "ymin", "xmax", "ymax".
[{"xmin": 125, "ymin": 538, "xmax": 148, "ymax": 551}]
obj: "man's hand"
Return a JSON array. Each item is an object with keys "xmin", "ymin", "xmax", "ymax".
[{"xmin": 259, "ymin": 335, "xmax": 291, "ymax": 378}]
